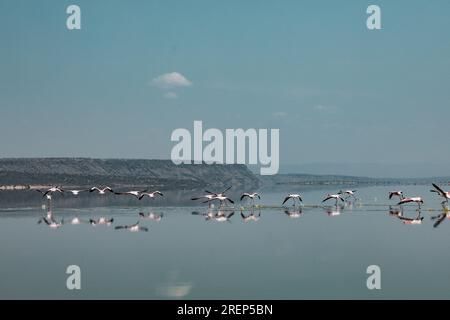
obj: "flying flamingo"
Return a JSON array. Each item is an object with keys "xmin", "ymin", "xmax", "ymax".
[
  {"xmin": 322, "ymin": 194, "xmax": 345, "ymax": 206},
  {"xmin": 282, "ymin": 194, "xmax": 303, "ymax": 207}
]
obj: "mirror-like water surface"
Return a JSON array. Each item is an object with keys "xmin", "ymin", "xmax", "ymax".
[{"xmin": 1, "ymin": 185, "xmax": 449, "ymax": 299}]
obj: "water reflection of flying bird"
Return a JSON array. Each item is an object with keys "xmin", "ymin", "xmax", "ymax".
[
  {"xmin": 322, "ymin": 194, "xmax": 345, "ymax": 206},
  {"xmin": 90, "ymin": 187, "xmax": 114, "ymax": 195},
  {"xmin": 397, "ymin": 212, "xmax": 423, "ymax": 225},
  {"xmin": 44, "ymin": 209, "xmax": 54, "ymax": 220},
  {"xmin": 324, "ymin": 205, "xmax": 343, "ymax": 216},
  {"xmin": 69, "ymin": 216, "xmax": 88, "ymax": 225},
  {"xmin": 240, "ymin": 211, "xmax": 261, "ymax": 222},
  {"xmin": 37, "ymin": 209, "xmax": 54, "ymax": 225},
  {"xmin": 430, "ymin": 183, "xmax": 450, "ymax": 206},
  {"xmin": 191, "ymin": 210, "xmax": 216, "ymax": 221},
  {"xmin": 115, "ymin": 222, "xmax": 149, "ymax": 232},
  {"xmin": 138, "ymin": 191, "xmax": 164, "ymax": 200},
  {"xmin": 284, "ymin": 209, "xmax": 302, "ymax": 218},
  {"xmin": 389, "ymin": 206, "xmax": 404, "ymax": 218},
  {"xmin": 282, "ymin": 194, "xmax": 303, "ymax": 207},
  {"xmin": 398, "ymin": 197, "xmax": 424, "ymax": 209},
  {"xmin": 36, "ymin": 190, "xmax": 53, "ymax": 201},
  {"xmin": 240, "ymin": 193, "xmax": 261, "ymax": 207},
  {"xmin": 431, "ymin": 212, "xmax": 450, "ymax": 228},
  {"xmin": 139, "ymin": 212, "xmax": 163, "ymax": 221},
  {"xmin": 213, "ymin": 211, "xmax": 234, "ymax": 222},
  {"xmin": 38, "ymin": 216, "xmax": 64, "ymax": 229},
  {"xmin": 89, "ymin": 217, "xmax": 114, "ymax": 226}
]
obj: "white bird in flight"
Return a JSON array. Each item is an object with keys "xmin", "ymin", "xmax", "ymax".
[
  {"xmin": 430, "ymin": 183, "xmax": 450, "ymax": 206},
  {"xmin": 389, "ymin": 191, "xmax": 404, "ymax": 200},
  {"xmin": 338, "ymin": 190, "xmax": 357, "ymax": 200},
  {"xmin": 65, "ymin": 189, "xmax": 89, "ymax": 196},
  {"xmin": 398, "ymin": 197, "xmax": 424, "ymax": 209},
  {"xmin": 322, "ymin": 194, "xmax": 345, "ymax": 206},
  {"xmin": 191, "ymin": 194, "xmax": 218, "ymax": 208},
  {"xmin": 212, "ymin": 195, "xmax": 234, "ymax": 208},
  {"xmin": 90, "ymin": 187, "xmax": 114, "ymax": 195},
  {"xmin": 240, "ymin": 193, "xmax": 261, "ymax": 207},
  {"xmin": 115, "ymin": 189, "xmax": 148, "ymax": 199},
  {"xmin": 282, "ymin": 194, "xmax": 303, "ymax": 207},
  {"xmin": 36, "ymin": 187, "xmax": 64, "ymax": 198},
  {"xmin": 138, "ymin": 191, "xmax": 164, "ymax": 200}
]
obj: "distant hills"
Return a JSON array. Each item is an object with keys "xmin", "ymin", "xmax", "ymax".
[
  {"xmin": 1, "ymin": 158, "xmax": 449, "ymax": 192},
  {"xmin": 0, "ymin": 158, "xmax": 261, "ymax": 190},
  {"xmin": 260, "ymin": 173, "xmax": 450, "ymax": 187},
  {"xmin": 276, "ymin": 163, "xmax": 450, "ymax": 179}
]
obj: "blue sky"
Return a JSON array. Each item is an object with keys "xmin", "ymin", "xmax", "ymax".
[{"xmin": 1, "ymin": 0, "xmax": 450, "ymax": 175}]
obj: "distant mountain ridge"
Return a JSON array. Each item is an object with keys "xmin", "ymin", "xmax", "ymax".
[
  {"xmin": 0, "ymin": 158, "xmax": 261, "ymax": 190},
  {"xmin": 260, "ymin": 173, "xmax": 450, "ymax": 186},
  {"xmin": 276, "ymin": 163, "xmax": 450, "ymax": 179},
  {"xmin": 1, "ymin": 158, "xmax": 449, "ymax": 191}
]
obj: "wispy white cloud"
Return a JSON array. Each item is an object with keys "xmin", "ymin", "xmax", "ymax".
[
  {"xmin": 314, "ymin": 105, "xmax": 339, "ymax": 112},
  {"xmin": 163, "ymin": 91, "xmax": 178, "ymax": 99},
  {"xmin": 151, "ymin": 72, "xmax": 192, "ymax": 89}
]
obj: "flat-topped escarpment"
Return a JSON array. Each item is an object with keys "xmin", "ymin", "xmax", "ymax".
[{"xmin": 0, "ymin": 158, "xmax": 261, "ymax": 190}]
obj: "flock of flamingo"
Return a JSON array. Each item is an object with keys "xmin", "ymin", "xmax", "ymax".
[
  {"xmin": 33, "ymin": 184, "xmax": 449, "ymax": 208},
  {"xmin": 4, "ymin": 182, "xmax": 447, "ymax": 231}
]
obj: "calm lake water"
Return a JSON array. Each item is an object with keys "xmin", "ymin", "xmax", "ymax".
[{"xmin": 1, "ymin": 185, "xmax": 450, "ymax": 299}]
